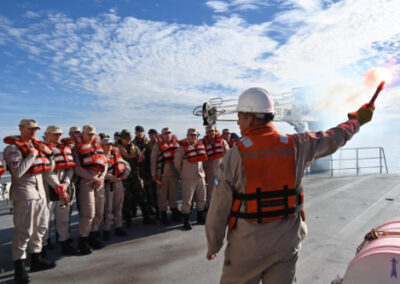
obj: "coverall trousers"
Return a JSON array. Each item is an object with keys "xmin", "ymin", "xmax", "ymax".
[{"xmin": 12, "ymin": 198, "xmax": 48, "ymax": 261}]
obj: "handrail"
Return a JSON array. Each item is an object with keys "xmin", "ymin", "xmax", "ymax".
[{"xmin": 330, "ymin": 147, "xmax": 388, "ymax": 177}]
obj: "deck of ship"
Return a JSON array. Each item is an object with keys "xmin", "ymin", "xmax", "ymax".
[{"xmin": 1, "ymin": 173, "xmax": 400, "ymax": 283}]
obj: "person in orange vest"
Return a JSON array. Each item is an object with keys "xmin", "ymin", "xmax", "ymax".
[
  {"xmin": 221, "ymin": 128, "xmax": 236, "ymax": 148},
  {"xmin": 205, "ymin": 87, "xmax": 374, "ymax": 284},
  {"xmin": 60, "ymin": 126, "xmax": 80, "ymax": 146},
  {"xmin": 42, "ymin": 125, "xmax": 78, "ymax": 256},
  {"xmin": 71, "ymin": 125, "xmax": 108, "ymax": 255},
  {"xmin": 3, "ymin": 119, "xmax": 56, "ymax": 284},
  {"xmin": 0, "ymin": 159, "xmax": 6, "ymax": 177},
  {"xmin": 174, "ymin": 128, "xmax": 208, "ymax": 230},
  {"xmin": 202, "ymin": 125, "xmax": 229, "ymax": 210},
  {"xmin": 151, "ymin": 127, "xmax": 181, "ymax": 225},
  {"xmin": 101, "ymin": 137, "xmax": 131, "ymax": 241}
]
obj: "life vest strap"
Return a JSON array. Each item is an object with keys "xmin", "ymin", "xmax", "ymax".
[
  {"xmin": 230, "ymin": 204, "xmax": 303, "ymax": 219},
  {"xmin": 229, "ymin": 186, "xmax": 304, "ymax": 227},
  {"xmin": 232, "ymin": 186, "xmax": 303, "ymax": 201}
]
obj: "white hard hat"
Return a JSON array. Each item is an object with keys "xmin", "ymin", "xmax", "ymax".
[{"xmin": 236, "ymin": 87, "xmax": 275, "ymax": 114}]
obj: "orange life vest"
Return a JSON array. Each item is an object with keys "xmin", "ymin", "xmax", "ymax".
[
  {"xmin": 180, "ymin": 139, "xmax": 208, "ymax": 163},
  {"xmin": 72, "ymin": 133, "xmax": 107, "ymax": 173},
  {"xmin": 48, "ymin": 143, "xmax": 75, "ymax": 170},
  {"xmin": 227, "ymin": 139, "xmax": 237, "ymax": 148},
  {"xmin": 3, "ymin": 136, "xmax": 52, "ymax": 174},
  {"xmin": 107, "ymin": 147, "xmax": 127, "ymax": 178},
  {"xmin": 203, "ymin": 134, "xmax": 225, "ymax": 161},
  {"xmin": 228, "ymin": 124, "xmax": 304, "ymax": 230},
  {"xmin": 0, "ymin": 160, "xmax": 5, "ymax": 176},
  {"xmin": 156, "ymin": 134, "xmax": 179, "ymax": 163}
]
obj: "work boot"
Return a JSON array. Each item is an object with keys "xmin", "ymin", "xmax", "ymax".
[
  {"xmin": 160, "ymin": 211, "xmax": 171, "ymax": 225},
  {"xmin": 30, "ymin": 253, "xmax": 56, "ymax": 272},
  {"xmin": 140, "ymin": 203, "xmax": 156, "ymax": 225},
  {"xmin": 197, "ymin": 210, "xmax": 205, "ymax": 225},
  {"xmin": 14, "ymin": 259, "xmax": 31, "ymax": 284},
  {"xmin": 183, "ymin": 214, "xmax": 192, "ymax": 231},
  {"xmin": 78, "ymin": 237, "xmax": 92, "ymax": 255},
  {"xmin": 142, "ymin": 215, "xmax": 157, "ymax": 225},
  {"xmin": 125, "ymin": 217, "xmax": 132, "ymax": 228},
  {"xmin": 115, "ymin": 227, "xmax": 127, "ymax": 237},
  {"xmin": 171, "ymin": 208, "xmax": 182, "ymax": 222},
  {"xmin": 45, "ymin": 238, "xmax": 55, "ymax": 250},
  {"xmin": 60, "ymin": 240, "xmax": 78, "ymax": 255},
  {"xmin": 40, "ymin": 246, "xmax": 48, "ymax": 259},
  {"xmin": 88, "ymin": 231, "xmax": 103, "ymax": 249},
  {"xmin": 103, "ymin": 230, "xmax": 111, "ymax": 241}
]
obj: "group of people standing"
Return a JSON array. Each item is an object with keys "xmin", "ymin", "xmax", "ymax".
[{"xmin": 0, "ymin": 119, "xmax": 237, "ymax": 284}]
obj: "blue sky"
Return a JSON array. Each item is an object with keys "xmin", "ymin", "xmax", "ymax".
[{"xmin": 1, "ymin": 0, "xmax": 400, "ymax": 172}]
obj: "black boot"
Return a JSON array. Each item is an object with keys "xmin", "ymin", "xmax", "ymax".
[
  {"xmin": 40, "ymin": 246, "xmax": 48, "ymax": 259},
  {"xmin": 140, "ymin": 203, "xmax": 156, "ymax": 225},
  {"xmin": 78, "ymin": 237, "xmax": 92, "ymax": 255},
  {"xmin": 115, "ymin": 227, "xmax": 127, "ymax": 237},
  {"xmin": 125, "ymin": 217, "xmax": 132, "ymax": 228},
  {"xmin": 88, "ymin": 231, "xmax": 103, "ymax": 249},
  {"xmin": 61, "ymin": 240, "xmax": 79, "ymax": 255},
  {"xmin": 45, "ymin": 238, "xmax": 55, "ymax": 250},
  {"xmin": 197, "ymin": 210, "xmax": 205, "ymax": 225},
  {"xmin": 155, "ymin": 208, "xmax": 160, "ymax": 220},
  {"xmin": 14, "ymin": 259, "xmax": 31, "ymax": 284},
  {"xmin": 171, "ymin": 208, "xmax": 182, "ymax": 222},
  {"xmin": 160, "ymin": 211, "xmax": 171, "ymax": 225},
  {"xmin": 183, "ymin": 214, "xmax": 192, "ymax": 230},
  {"xmin": 103, "ymin": 230, "xmax": 111, "ymax": 242},
  {"xmin": 30, "ymin": 252, "xmax": 56, "ymax": 272}
]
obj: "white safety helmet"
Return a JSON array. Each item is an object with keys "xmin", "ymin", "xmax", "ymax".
[{"xmin": 236, "ymin": 87, "xmax": 275, "ymax": 114}]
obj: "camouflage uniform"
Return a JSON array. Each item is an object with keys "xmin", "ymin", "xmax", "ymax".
[
  {"xmin": 119, "ymin": 141, "xmax": 154, "ymax": 225},
  {"xmin": 133, "ymin": 136, "xmax": 157, "ymax": 213}
]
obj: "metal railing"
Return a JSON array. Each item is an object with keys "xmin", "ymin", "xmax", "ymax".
[
  {"xmin": 0, "ymin": 173, "xmax": 12, "ymax": 211},
  {"xmin": 329, "ymin": 147, "xmax": 388, "ymax": 177}
]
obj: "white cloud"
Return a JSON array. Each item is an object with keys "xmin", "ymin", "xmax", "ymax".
[
  {"xmin": 0, "ymin": 0, "xmax": 400, "ymax": 143},
  {"xmin": 206, "ymin": 1, "xmax": 230, "ymax": 13},
  {"xmin": 23, "ymin": 11, "xmax": 40, "ymax": 19}
]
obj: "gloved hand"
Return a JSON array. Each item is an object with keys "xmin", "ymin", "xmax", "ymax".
[{"xmin": 348, "ymin": 103, "xmax": 374, "ymax": 126}]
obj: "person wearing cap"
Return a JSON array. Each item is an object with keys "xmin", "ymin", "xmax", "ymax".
[
  {"xmin": 205, "ymin": 87, "xmax": 374, "ymax": 283},
  {"xmin": 144, "ymin": 128, "xmax": 159, "ymax": 218},
  {"xmin": 42, "ymin": 125, "xmax": 78, "ymax": 256},
  {"xmin": 101, "ymin": 137, "xmax": 131, "ymax": 241},
  {"xmin": 0, "ymin": 158, "xmax": 5, "ymax": 177},
  {"xmin": 118, "ymin": 129, "xmax": 156, "ymax": 226},
  {"xmin": 202, "ymin": 125, "xmax": 229, "ymax": 211},
  {"xmin": 174, "ymin": 128, "xmax": 208, "ymax": 230},
  {"xmin": 113, "ymin": 132, "xmax": 121, "ymax": 146},
  {"xmin": 133, "ymin": 125, "xmax": 155, "ymax": 215},
  {"xmin": 60, "ymin": 126, "xmax": 81, "ymax": 146},
  {"xmin": 98, "ymin": 133, "xmax": 109, "ymax": 140},
  {"xmin": 133, "ymin": 125, "xmax": 149, "ymax": 151},
  {"xmin": 222, "ymin": 128, "xmax": 236, "ymax": 148},
  {"xmin": 151, "ymin": 127, "xmax": 181, "ymax": 225},
  {"xmin": 71, "ymin": 125, "xmax": 108, "ymax": 254},
  {"xmin": 3, "ymin": 119, "xmax": 56, "ymax": 284}
]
